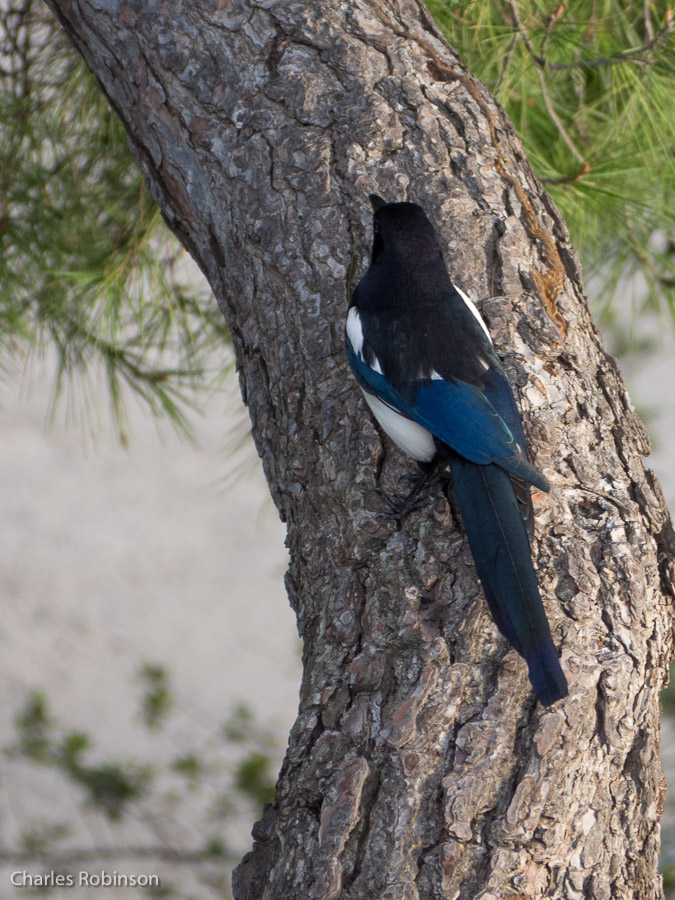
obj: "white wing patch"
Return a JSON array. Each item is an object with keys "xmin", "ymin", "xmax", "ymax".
[
  {"xmin": 361, "ymin": 390, "xmax": 436, "ymax": 462},
  {"xmin": 347, "ymin": 311, "xmax": 431, "ymax": 458},
  {"xmin": 347, "ymin": 306, "xmax": 383, "ymax": 374},
  {"xmin": 454, "ymin": 284, "xmax": 493, "ymax": 344},
  {"xmin": 346, "ymin": 307, "xmax": 364, "ymax": 355}
]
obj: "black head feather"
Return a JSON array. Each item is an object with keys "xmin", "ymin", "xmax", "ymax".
[{"xmin": 370, "ymin": 201, "xmax": 442, "ymax": 266}]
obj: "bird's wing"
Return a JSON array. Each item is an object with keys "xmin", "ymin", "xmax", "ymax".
[{"xmin": 346, "ymin": 331, "xmax": 549, "ymax": 492}]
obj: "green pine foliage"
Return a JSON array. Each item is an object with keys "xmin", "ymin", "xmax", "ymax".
[
  {"xmin": 4, "ymin": 673, "xmax": 279, "ymax": 898},
  {"xmin": 138, "ymin": 663, "xmax": 174, "ymax": 731},
  {"xmin": 2, "ymin": 3, "xmax": 673, "ymax": 435},
  {"xmin": 426, "ymin": 0, "xmax": 675, "ymax": 324},
  {"xmin": 9, "ymin": 691, "xmax": 152, "ymax": 820},
  {"xmin": 0, "ymin": 2, "xmax": 229, "ymax": 441}
]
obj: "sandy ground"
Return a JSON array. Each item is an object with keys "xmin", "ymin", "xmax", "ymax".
[
  {"xmin": 0, "ymin": 361, "xmax": 300, "ymax": 898},
  {"xmin": 0, "ymin": 325, "xmax": 673, "ymax": 898}
]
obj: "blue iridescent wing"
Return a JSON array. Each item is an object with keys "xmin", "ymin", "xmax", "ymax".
[{"xmin": 347, "ymin": 340, "xmax": 548, "ymax": 491}]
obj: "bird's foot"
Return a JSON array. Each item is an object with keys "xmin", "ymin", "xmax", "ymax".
[
  {"xmin": 375, "ymin": 488, "xmax": 429, "ymax": 524},
  {"xmin": 375, "ymin": 471, "xmax": 440, "ymax": 528}
]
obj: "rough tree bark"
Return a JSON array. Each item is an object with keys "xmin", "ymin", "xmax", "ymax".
[{"xmin": 45, "ymin": 1, "xmax": 675, "ymax": 897}]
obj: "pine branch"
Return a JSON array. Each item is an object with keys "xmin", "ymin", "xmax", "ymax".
[
  {"xmin": 505, "ymin": 0, "xmax": 587, "ymax": 166},
  {"xmin": 531, "ymin": 6, "xmax": 673, "ymax": 71},
  {"xmin": 541, "ymin": 163, "xmax": 591, "ymax": 185},
  {"xmin": 533, "ymin": 63, "xmax": 587, "ymax": 165},
  {"xmin": 539, "ymin": 4, "xmax": 565, "ymax": 61},
  {"xmin": 631, "ymin": 242, "xmax": 675, "ymax": 289},
  {"xmin": 503, "ymin": 0, "xmax": 536, "ymax": 56},
  {"xmin": 644, "ymin": 0, "xmax": 655, "ymax": 43}
]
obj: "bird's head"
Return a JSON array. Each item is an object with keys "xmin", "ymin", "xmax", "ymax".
[{"xmin": 368, "ymin": 195, "xmax": 442, "ymax": 266}]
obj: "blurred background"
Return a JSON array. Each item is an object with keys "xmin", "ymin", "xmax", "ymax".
[{"xmin": 1, "ymin": 2, "xmax": 674, "ymax": 897}]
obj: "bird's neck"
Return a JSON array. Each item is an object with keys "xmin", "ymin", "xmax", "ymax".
[{"xmin": 360, "ymin": 256, "xmax": 450, "ymax": 312}]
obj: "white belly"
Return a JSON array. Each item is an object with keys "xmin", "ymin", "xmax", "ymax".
[{"xmin": 362, "ymin": 390, "xmax": 436, "ymax": 463}]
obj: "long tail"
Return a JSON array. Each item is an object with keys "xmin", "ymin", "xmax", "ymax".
[{"xmin": 449, "ymin": 455, "xmax": 567, "ymax": 706}]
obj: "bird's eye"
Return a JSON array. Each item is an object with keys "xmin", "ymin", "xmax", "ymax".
[{"xmin": 373, "ymin": 221, "xmax": 381, "ymax": 234}]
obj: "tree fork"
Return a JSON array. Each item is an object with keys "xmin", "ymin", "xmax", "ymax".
[{"xmin": 44, "ymin": 1, "xmax": 675, "ymax": 897}]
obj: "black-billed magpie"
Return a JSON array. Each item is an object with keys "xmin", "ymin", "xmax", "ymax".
[{"xmin": 345, "ymin": 195, "xmax": 567, "ymax": 707}]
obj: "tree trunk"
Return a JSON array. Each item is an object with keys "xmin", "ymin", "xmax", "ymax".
[{"xmin": 45, "ymin": 1, "xmax": 675, "ymax": 897}]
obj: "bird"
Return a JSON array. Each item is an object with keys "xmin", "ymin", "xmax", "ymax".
[{"xmin": 345, "ymin": 194, "xmax": 567, "ymax": 707}]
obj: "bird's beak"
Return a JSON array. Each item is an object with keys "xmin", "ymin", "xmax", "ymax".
[{"xmin": 369, "ymin": 193, "xmax": 387, "ymax": 211}]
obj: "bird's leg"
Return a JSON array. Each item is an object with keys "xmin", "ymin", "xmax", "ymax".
[{"xmin": 375, "ymin": 462, "xmax": 441, "ymax": 528}]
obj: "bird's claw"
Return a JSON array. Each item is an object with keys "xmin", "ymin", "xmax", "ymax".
[
  {"xmin": 374, "ymin": 487, "xmax": 430, "ymax": 528},
  {"xmin": 398, "ymin": 472, "xmax": 422, "ymax": 485}
]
